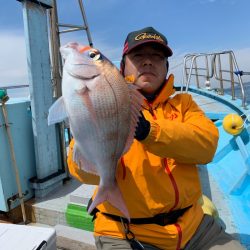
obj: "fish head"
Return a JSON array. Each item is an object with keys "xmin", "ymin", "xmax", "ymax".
[{"xmin": 60, "ymin": 42, "xmax": 114, "ymax": 94}]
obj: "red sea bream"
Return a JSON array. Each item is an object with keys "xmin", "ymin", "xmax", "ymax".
[{"xmin": 48, "ymin": 42, "xmax": 143, "ymax": 220}]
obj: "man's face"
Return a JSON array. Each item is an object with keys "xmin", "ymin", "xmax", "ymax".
[{"xmin": 124, "ymin": 44, "xmax": 168, "ymax": 95}]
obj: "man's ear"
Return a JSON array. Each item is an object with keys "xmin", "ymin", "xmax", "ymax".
[{"xmin": 166, "ymin": 60, "xmax": 169, "ymax": 72}]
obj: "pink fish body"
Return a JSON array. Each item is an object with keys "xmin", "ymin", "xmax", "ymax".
[{"xmin": 48, "ymin": 42, "xmax": 143, "ymax": 220}]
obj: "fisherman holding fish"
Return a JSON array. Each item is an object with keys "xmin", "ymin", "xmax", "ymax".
[{"xmin": 56, "ymin": 27, "xmax": 244, "ymax": 249}]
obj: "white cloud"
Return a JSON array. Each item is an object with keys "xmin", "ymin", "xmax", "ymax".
[
  {"xmin": 0, "ymin": 32, "xmax": 28, "ymax": 86},
  {"xmin": 0, "ymin": 30, "xmax": 123, "ymax": 89},
  {"xmin": 1, "ymin": 31, "xmax": 249, "ymax": 92}
]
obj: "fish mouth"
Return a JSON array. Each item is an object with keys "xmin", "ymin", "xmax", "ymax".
[{"xmin": 68, "ymin": 71, "xmax": 99, "ymax": 80}]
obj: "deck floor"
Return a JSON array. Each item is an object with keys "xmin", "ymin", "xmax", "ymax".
[
  {"xmin": 1, "ymin": 89, "xmax": 247, "ymax": 249},
  {"xmin": 190, "ymin": 92, "xmax": 233, "ymax": 113}
]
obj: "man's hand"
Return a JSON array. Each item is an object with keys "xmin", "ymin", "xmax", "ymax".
[{"xmin": 135, "ymin": 112, "xmax": 150, "ymax": 141}]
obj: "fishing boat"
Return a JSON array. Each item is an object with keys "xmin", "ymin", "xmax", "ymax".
[
  {"xmin": 0, "ymin": 0, "xmax": 249, "ymax": 249},
  {"xmin": 180, "ymin": 51, "xmax": 250, "ymax": 249}
]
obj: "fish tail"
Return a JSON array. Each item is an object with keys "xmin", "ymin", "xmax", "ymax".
[{"xmin": 87, "ymin": 184, "xmax": 130, "ymax": 221}]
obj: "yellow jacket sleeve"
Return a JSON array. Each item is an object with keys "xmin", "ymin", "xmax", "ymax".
[
  {"xmin": 67, "ymin": 139, "xmax": 99, "ymax": 185},
  {"xmin": 142, "ymin": 93, "xmax": 219, "ymax": 164}
]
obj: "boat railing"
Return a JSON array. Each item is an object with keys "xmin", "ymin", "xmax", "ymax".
[
  {"xmin": 0, "ymin": 84, "xmax": 29, "ymax": 90},
  {"xmin": 0, "ymin": 85, "xmax": 30, "ymax": 100},
  {"xmin": 182, "ymin": 51, "xmax": 248, "ymax": 109}
]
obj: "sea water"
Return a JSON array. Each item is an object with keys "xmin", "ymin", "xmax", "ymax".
[
  {"xmin": 2, "ymin": 83, "xmax": 249, "ymax": 102},
  {"xmin": 3, "ymin": 87, "xmax": 30, "ymax": 99}
]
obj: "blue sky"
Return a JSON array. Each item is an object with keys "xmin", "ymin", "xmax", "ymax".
[{"xmin": 1, "ymin": 0, "xmax": 250, "ymax": 86}]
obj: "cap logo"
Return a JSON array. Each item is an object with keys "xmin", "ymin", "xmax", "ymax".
[{"xmin": 134, "ymin": 32, "xmax": 164, "ymax": 42}]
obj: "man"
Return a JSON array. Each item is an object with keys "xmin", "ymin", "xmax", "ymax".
[{"xmin": 67, "ymin": 27, "xmax": 244, "ymax": 250}]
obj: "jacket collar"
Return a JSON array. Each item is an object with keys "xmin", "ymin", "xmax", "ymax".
[{"xmin": 124, "ymin": 73, "xmax": 175, "ymax": 110}]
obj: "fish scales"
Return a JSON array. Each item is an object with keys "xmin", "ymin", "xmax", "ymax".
[{"xmin": 81, "ymin": 60, "xmax": 131, "ymax": 166}]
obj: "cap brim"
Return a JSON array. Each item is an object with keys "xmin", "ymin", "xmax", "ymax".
[{"xmin": 124, "ymin": 40, "xmax": 173, "ymax": 57}]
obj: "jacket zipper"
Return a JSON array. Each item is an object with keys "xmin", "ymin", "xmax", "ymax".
[
  {"xmin": 148, "ymin": 108, "xmax": 179, "ymax": 209},
  {"xmin": 164, "ymin": 159, "xmax": 179, "ymax": 211}
]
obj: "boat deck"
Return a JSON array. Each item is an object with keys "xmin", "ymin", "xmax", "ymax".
[
  {"xmin": 27, "ymin": 178, "xmax": 96, "ymax": 249},
  {"xmin": 0, "ymin": 179, "xmax": 96, "ymax": 250},
  {"xmin": 177, "ymin": 87, "xmax": 246, "ymax": 120},
  {"xmin": 191, "ymin": 92, "xmax": 235, "ymax": 115},
  {"xmin": 1, "ymin": 87, "xmax": 249, "ymax": 249}
]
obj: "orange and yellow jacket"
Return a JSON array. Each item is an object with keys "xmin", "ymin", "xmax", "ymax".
[{"xmin": 67, "ymin": 75, "xmax": 219, "ymax": 250}]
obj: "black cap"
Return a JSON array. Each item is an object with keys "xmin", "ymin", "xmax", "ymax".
[{"xmin": 122, "ymin": 27, "xmax": 173, "ymax": 57}]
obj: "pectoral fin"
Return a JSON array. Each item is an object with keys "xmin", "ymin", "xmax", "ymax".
[
  {"xmin": 73, "ymin": 144, "xmax": 98, "ymax": 175},
  {"xmin": 48, "ymin": 97, "xmax": 68, "ymax": 125}
]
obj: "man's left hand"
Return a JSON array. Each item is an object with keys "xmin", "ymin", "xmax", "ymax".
[{"xmin": 134, "ymin": 112, "xmax": 150, "ymax": 141}]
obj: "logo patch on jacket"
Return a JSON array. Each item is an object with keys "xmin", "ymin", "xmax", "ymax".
[{"xmin": 166, "ymin": 113, "xmax": 178, "ymax": 120}]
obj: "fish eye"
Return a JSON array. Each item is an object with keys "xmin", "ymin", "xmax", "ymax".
[{"xmin": 89, "ymin": 50, "xmax": 102, "ymax": 61}]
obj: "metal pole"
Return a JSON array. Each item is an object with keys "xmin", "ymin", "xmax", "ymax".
[
  {"xmin": 49, "ymin": 0, "xmax": 69, "ymax": 178},
  {"xmin": 18, "ymin": 0, "xmax": 66, "ymax": 197},
  {"xmin": 231, "ymin": 52, "xmax": 247, "ymax": 108},
  {"xmin": 182, "ymin": 54, "xmax": 194, "ymax": 92},
  {"xmin": 185, "ymin": 55, "xmax": 197, "ymax": 92},
  {"xmin": 194, "ymin": 57, "xmax": 200, "ymax": 88},
  {"xmin": 217, "ymin": 55, "xmax": 224, "ymax": 95},
  {"xmin": 229, "ymin": 52, "xmax": 236, "ymax": 100},
  {"xmin": 78, "ymin": 0, "xmax": 93, "ymax": 46},
  {"xmin": 49, "ymin": 0, "xmax": 62, "ymax": 98}
]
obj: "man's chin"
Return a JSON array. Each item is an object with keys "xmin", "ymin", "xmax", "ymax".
[
  {"xmin": 135, "ymin": 81, "xmax": 151, "ymax": 90},
  {"xmin": 136, "ymin": 84, "xmax": 155, "ymax": 95}
]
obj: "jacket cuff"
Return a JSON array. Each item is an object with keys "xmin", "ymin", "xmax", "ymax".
[{"xmin": 140, "ymin": 121, "xmax": 159, "ymax": 144}]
